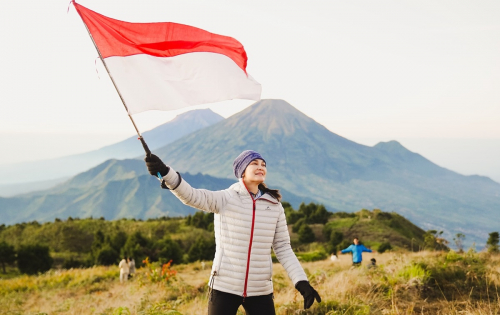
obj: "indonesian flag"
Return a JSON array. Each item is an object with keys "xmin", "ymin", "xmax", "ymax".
[{"xmin": 73, "ymin": 2, "xmax": 261, "ymax": 115}]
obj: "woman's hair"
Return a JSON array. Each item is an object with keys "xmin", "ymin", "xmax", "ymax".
[{"xmin": 258, "ymin": 183, "xmax": 281, "ymax": 201}]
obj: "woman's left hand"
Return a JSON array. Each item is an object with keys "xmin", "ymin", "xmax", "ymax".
[{"xmin": 295, "ymin": 280, "xmax": 321, "ymax": 309}]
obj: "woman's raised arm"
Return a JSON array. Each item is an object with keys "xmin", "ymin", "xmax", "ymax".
[{"xmin": 145, "ymin": 154, "xmax": 231, "ymax": 214}]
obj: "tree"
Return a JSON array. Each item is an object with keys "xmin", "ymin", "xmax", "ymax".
[
  {"xmin": 96, "ymin": 245, "xmax": 120, "ymax": 266},
  {"xmin": 0, "ymin": 241, "xmax": 16, "ymax": 273},
  {"xmin": 17, "ymin": 244, "xmax": 53, "ymax": 275},
  {"xmin": 328, "ymin": 231, "xmax": 343, "ymax": 254},
  {"xmin": 61, "ymin": 224, "xmax": 93, "ymax": 253},
  {"xmin": 453, "ymin": 233, "xmax": 466, "ymax": 253},
  {"xmin": 378, "ymin": 242, "xmax": 392, "ymax": 254},
  {"xmin": 424, "ymin": 230, "xmax": 448, "ymax": 251},
  {"xmin": 487, "ymin": 232, "xmax": 499, "ymax": 253},
  {"xmin": 187, "ymin": 212, "xmax": 214, "ymax": 230},
  {"xmin": 122, "ymin": 231, "xmax": 151, "ymax": 261},
  {"xmin": 109, "ymin": 231, "xmax": 128, "ymax": 252},
  {"xmin": 188, "ymin": 236, "xmax": 215, "ymax": 262},
  {"xmin": 156, "ymin": 237, "xmax": 183, "ymax": 264},
  {"xmin": 292, "ymin": 217, "xmax": 307, "ymax": 233},
  {"xmin": 298, "ymin": 224, "xmax": 315, "ymax": 244}
]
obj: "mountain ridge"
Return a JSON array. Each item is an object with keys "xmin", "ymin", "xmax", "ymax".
[
  {"xmin": 0, "ymin": 109, "xmax": 224, "ymax": 193},
  {"xmin": 151, "ymin": 99, "xmax": 500, "ymax": 245}
]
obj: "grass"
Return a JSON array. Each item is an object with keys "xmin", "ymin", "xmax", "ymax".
[{"xmin": 1, "ymin": 251, "xmax": 499, "ymax": 314}]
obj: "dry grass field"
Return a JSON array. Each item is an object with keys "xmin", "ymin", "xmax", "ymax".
[{"xmin": 1, "ymin": 250, "xmax": 499, "ymax": 315}]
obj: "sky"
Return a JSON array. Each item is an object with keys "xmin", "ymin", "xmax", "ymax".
[{"xmin": 1, "ymin": 0, "xmax": 499, "ymax": 182}]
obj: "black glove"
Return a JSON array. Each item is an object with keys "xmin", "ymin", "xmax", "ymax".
[
  {"xmin": 295, "ymin": 280, "xmax": 321, "ymax": 309},
  {"xmin": 144, "ymin": 154, "xmax": 169, "ymax": 177}
]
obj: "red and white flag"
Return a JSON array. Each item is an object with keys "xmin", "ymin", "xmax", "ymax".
[{"xmin": 73, "ymin": 2, "xmax": 261, "ymax": 115}]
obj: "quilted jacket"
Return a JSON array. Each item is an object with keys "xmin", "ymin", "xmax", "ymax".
[{"xmin": 162, "ymin": 166, "xmax": 308, "ymax": 297}]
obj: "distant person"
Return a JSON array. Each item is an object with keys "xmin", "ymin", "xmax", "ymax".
[
  {"xmin": 367, "ymin": 258, "xmax": 377, "ymax": 269},
  {"xmin": 339, "ymin": 237, "xmax": 373, "ymax": 266},
  {"xmin": 128, "ymin": 257, "xmax": 136, "ymax": 279},
  {"xmin": 118, "ymin": 257, "xmax": 129, "ymax": 283},
  {"xmin": 145, "ymin": 150, "xmax": 321, "ymax": 314}
]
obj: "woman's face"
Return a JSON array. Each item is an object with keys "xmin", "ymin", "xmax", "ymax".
[{"xmin": 242, "ymin": 159, "xmax": 267, "ymax": 184}]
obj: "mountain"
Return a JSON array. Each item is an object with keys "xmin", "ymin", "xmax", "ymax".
[
  {"xmin": 0, "ymin": 109, "xmax": 224, "ymax": 193},
  {"xmin": 0, "ymin": 159, "xmax": 311, "ymax": 224},
  {"xmin": 153, "ymin": 99, "xmax": 500, "ymax": 245},
  {"xmin": 2, "ymin": 99, "xmax": 498, "ymax": 246}
]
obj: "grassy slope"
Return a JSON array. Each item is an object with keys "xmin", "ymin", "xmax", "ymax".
[{"xmin": 1, "ymin": 251, "xmax": 499, "ymax": 315}]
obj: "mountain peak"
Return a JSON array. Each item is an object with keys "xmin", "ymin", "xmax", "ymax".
[
  {"xmin": 374, "ymin": 140, "xmax": 408, "ymax": 152},
  {"xmin": 169, "ymin": 108, "xmax": 223, "ymax": 126},
  {"xmin": 226, "ymin": 99, "xmax": 318, "ymax": 136}
]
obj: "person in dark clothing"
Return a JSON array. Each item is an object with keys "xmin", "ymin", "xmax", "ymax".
[
  {"xmin": 339, "ymin": 237, "xmax": 373, "ymax": 266},
  {"xmin": 367, "ymin": 258, "xmax": 377, "ymax": 269}
]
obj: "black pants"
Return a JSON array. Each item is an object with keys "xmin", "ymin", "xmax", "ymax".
[{"xmin": 208, "ymin": 289, "xmax": 276, "ymax": 315}]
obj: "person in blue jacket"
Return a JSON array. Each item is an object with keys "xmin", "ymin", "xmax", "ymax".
[{"xmin": 339, "ymin": 237, "xmax": 373, "ymax": 266}]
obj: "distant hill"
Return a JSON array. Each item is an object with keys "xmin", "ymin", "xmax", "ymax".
[
  {"xmin": 0, "ymin": 159, "xmax": 311, "ymax": 224},
  {"xmin": 153, "ymin": 99, "xmax": 500, "ymax": 246},
  {"xmin": 318, "ymin": 209, "xmax": 431, "ymax": 252},
  {"xmin": 0, "ymin": 108, "xmax": 224, "ymax": 193}
]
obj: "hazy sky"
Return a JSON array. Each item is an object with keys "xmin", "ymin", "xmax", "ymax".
[{"xmin": 1, "ymin": 0, "xmax": 499, "ymax": 181}]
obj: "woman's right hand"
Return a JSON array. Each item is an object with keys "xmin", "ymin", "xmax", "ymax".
[{"xmin": 144, "ymin": 154, "xmax": 169, "ymax": 177}]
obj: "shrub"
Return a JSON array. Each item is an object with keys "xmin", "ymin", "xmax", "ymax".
[
  {"xmin": 292, "ymin": 218, "xmax": 306, "ymax": 233},
  {"xmin": 298, "ymin": 224, "xmax": 315, "ymax": 244},
  {"xmin": 378, "ymin": 242, "xmax": 392, "ymax": 253},
  {"xmin": 157, "ymin": 237, "xmax": 183, "ymax": 264},
  {"xmin": 62, "ymin": 257, "xmax": 87, "ymax": 269},
  {"xmin": 17, "ymin": 244, "xmax": 53, "ymax": 275},
  {"xmin": 96, "ymin": 245, "xmax": 120, "ymax": 266},
  {"xmin": 0, "ymin": 241, "xmax": 16, "ymax": 273},
  {"xmin": 296, "ymin": 250, "xmax": 327, "ymax": 262},
  {"xmin": 187, "ymin": 236, "xmax": 215, "ymax": 262}
]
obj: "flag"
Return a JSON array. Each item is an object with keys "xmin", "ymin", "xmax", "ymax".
[{"xmin": 73, "ymin": 2, "xmax": 261, "ymax": 115}]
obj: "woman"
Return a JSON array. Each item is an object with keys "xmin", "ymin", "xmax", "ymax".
[{"xmin": 145, "ymin": 150, "xmax": 321, "ymax": 314}]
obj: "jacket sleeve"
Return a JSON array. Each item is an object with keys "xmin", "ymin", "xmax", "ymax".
[
  {"xmin": 362, "ymin": 245, "xmax": 372, "ymax": 253},
  {"xmin": 272, "ymin": 203, "xmax": 308, "ymax": 286},
  {"xmin": 161, "ymin": 166, "xmax": 231, "ymax": 214},
  {"xmin": 341, "ymin": 245, "xmax": 353, "ymax": 254}
]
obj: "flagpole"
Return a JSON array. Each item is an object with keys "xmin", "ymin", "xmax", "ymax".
[{"xmin": 74, "ymin": 6, "xmax": 152, "ymax": 157}]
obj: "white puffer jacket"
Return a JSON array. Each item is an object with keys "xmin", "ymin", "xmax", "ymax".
[{"xmin": 162, "ymin": 166, "xmax": 308, "ymax": 297}]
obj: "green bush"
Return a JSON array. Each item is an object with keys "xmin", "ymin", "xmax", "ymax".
[
  {"xmin": 156, "ymin": 237, "xmax": 183, "ymax": 264},
  {"xmin": 378, "ymin": 242, "xmax": 392, "ymax": 253},
  {"xmin": 96, "ymin": 245, "xmax": 120, "ymax": 266},
  {"xmin": 296, "ymin": 250, "xmax": 327, "ymax": 262},
  {"xmin": 292, "ymin": 218, "xmax": 306, "ymax": 233},
  {"xmin": 0, "ymin": 241, "xmax": 16, "ymax": 273},
  {"xmin": 298, "ymin": 225, "xmax": 315, "ymax": 244},
  {"xmin": 17, "ymin": 244, "xmax": 53, "ymax": 275},
  {"xmin": 187, "ymin": 236, "xmax": 215, "ymax": 262}
]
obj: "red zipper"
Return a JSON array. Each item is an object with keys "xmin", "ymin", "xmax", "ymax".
[
  {"xmin": 241, "ymin": 182, "xmax": 279, "ymax": 299},
  {"xmin": 243, "ymin": 198, "xmax": 256, "ymax": 299},
  {"xmin": 242, "ymin": 182, "xmax": 257, "ymax": 299}
]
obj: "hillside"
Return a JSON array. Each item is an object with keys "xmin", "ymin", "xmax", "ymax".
[
  {"xmin": 152, "ymin": 99, "xmax": 500, "ymax": 245},
  {"xmin": 0, "ymin": 108, "xmax": 223, "ymax": 189},
  {"xmin": 0, "ymin": 251, "xmax": 498, "ymax": 314},
  {"xmin": 0, "ymin": 208, "xmax": 434, "ymax": 271},
  {"xmin": 0, "ymin": 159, "xmax": 311, "ymax": 224},
  {"xmin": 4, "ymin": 211, "xmax": 490, "ymax": 315}
]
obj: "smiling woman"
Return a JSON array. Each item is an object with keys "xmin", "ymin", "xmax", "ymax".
[{"xmin": 144, "ymin": 150, "xmax": 321, "ymax": 315}]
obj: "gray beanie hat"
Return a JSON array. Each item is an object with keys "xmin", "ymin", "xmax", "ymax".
[{"xmin": 233, "ymin": 150, "xmax": 266, "ymax": 178}]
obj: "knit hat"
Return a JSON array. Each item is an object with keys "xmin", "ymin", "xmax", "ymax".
[{"xmin": 233, "ymin": 150, "xmax": 266, "ymax": 178}]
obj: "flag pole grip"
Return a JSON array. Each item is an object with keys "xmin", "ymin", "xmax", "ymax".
[{"xmin": 139, "ymin": 137, "xmax": 152, "ymax": 157}]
